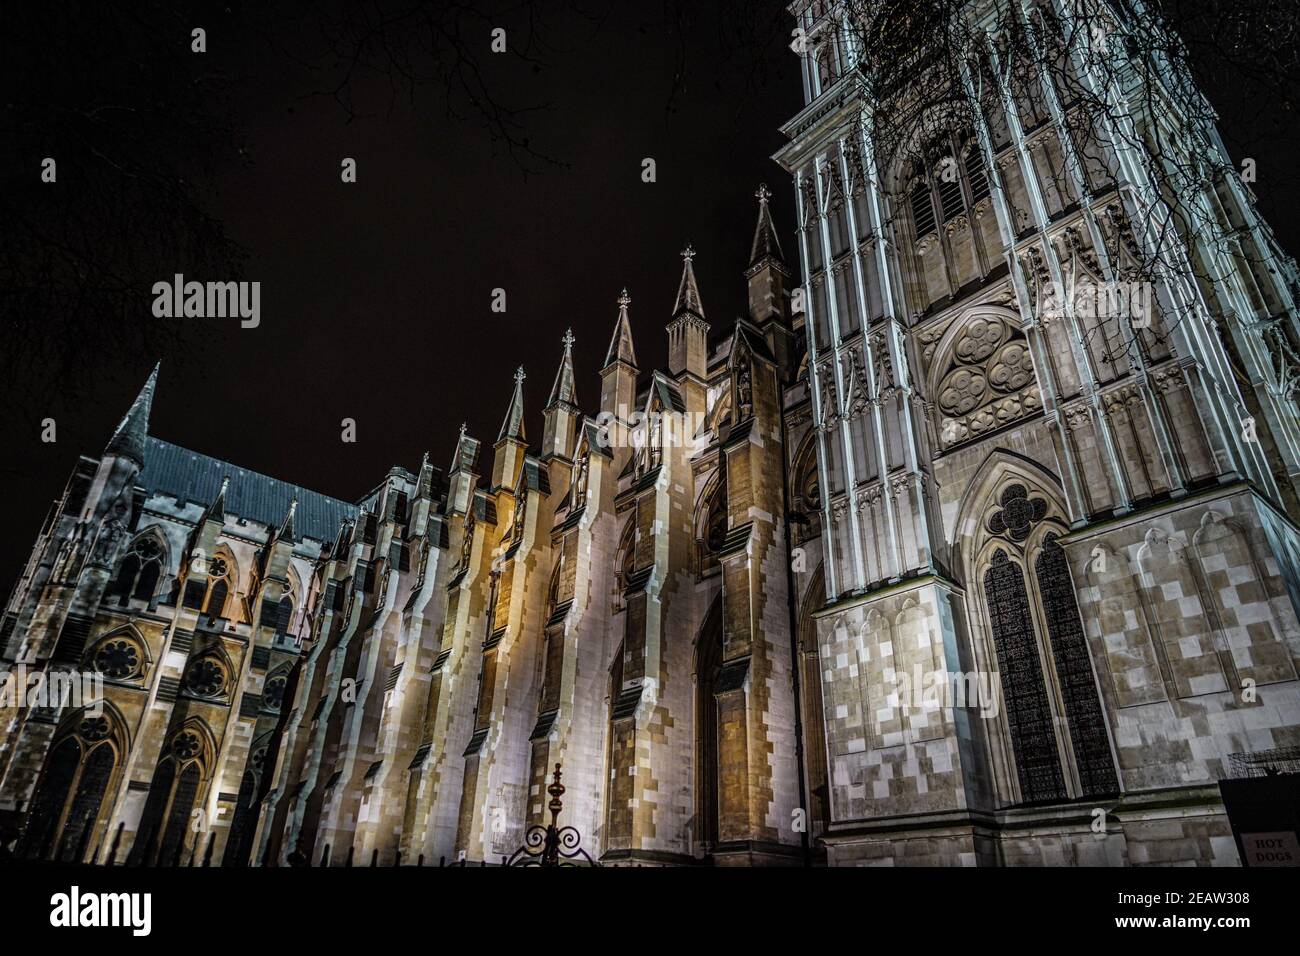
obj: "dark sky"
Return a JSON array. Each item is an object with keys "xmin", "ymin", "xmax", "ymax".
[
  {"xmin": 0, "ymin": 2, "xmax": 803, "ymax": 580},
  {"xmin": 2, "ymin": 1, "xmax": 1298, "ymax": 589}
]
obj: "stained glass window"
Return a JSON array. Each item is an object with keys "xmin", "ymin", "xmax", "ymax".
[
  {"xmin": 1036, "ymin": 534, "xmax": 1119, "ymax": 797},
  {"xmin": 984, "ymin": 549, "xmax": 1067, "ymax": 803}
]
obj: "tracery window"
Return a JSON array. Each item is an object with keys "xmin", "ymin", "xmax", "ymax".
[
  {"xmin": 87, "ymin": 628, "xmax": 147, "ymax": 682},
  {"xmin": 129, "ymin": 725, "xmax": 209, "ymax": 866},
  {"xmin": 183, "ymin": 652, "xmax": 230, "ymax": 699},
  {"xmin": 109, "ymin": 531, "xmax": 165, "ymax": 605},
  {"xmin": 930, "ymin": 310, "xmax": 1042, "ymax": 449},
  {"xmin": 906, "ymin": 132, "xmax": 990, "ymax": 242},
  {"xmin": 790, "ymin": 440, "xmax": 822, "ymax": 546},
  {"xmin": 262, "ymin": 671, "xmax": 289, "ymax": 712},
  {"xmin": 975, "ymin": 480, "xmax": 1118, "ymax": 805},
  {"xmin": 695, "ymin": 475, "xmax": 727, "ymax": 577},
  {"xmin": 204, "ymin": 554, "xmax": 233, "ymax": 621},
  {"xmin": 19, "ymin": 710, "xmax": 122, "ymax": 861}
]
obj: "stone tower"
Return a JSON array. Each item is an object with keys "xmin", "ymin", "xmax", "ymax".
[{"xmin": 774, "ymin": 0, "xmax": 1300, "ymax": 865}]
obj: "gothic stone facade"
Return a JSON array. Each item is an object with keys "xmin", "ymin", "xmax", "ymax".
[
  {"xmin": 774, "ymin": 0, "xmax": 1300, "ymax": 866},
  {"xmin": 4, "ymin": 0, "xmax": 1300, "ymax": 869},
  {"xmin": 0, "ymin": 191, "xmax": 819, "ymax": 867}
]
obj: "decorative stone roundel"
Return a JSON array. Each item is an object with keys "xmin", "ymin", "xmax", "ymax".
[
  {"xmin": 184, "ymin": 657, "xmax": 227, "ymax": 698},
  {"xmin": 939, "ymin": 367, "xmax": 989, "ymax": 416},
  {"xmin": 94, "ymin": 639, "xmax": 141, "ymax": 680},
  {"xmin": 208, "ymin": 556, "xmax": 228, "ymax": 578},
  {"xmin": 79, "ymin": 716, "xmax": 111, "ymax": 742},
  {"xmin": 986, "ymin": 483, "xmax": 1048, "ymax": 542},
  {"xmin": 953, "ymin": 317, "xmax": 1006, "ymax": 365},
  {"xmin": 173, "ymin": 731, "xmax": 202, "ymax": 760},
  {"xmin": 987, "ymin": 342, "xmax": 1035, "ymax": 393}
]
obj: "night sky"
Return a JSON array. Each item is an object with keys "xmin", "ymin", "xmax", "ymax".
[{"xmin": 2, "ymin": 1, "xmax": 1297, "ymax": 587}]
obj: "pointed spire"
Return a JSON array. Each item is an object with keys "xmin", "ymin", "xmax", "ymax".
[
  {"xmin": 547, "ymin": 329, "xmax": 579, "ymax": 409},
  {"xmin": 204, "ymin": 475, "xmax": 230, "ymax": 525},
  {"xmin": 105, "ymin": 363, "xmax": 159, "ymax": 466},
  {"xmin": 749, "ymin": 184, "xmax": 785, "ymax": 268},
  {"xmin": 498, "ymin": 366, "xmax": 527, "ymax": 443},
  {"xmin": 673, "ymin": 245, "xmax": 705, "ymax": 319},
  {"xmin": 415, "ymin": 451, "xmax": 435, "ymax": 499},
  {"xmin": 277, "ymin": 499, "xmax": 298, "ymax": 543},
  {"xmin": 603, "ymin": 289, "xmax": 638, "ymax": 368}
]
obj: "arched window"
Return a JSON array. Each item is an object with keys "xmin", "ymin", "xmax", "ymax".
[
  {"xmin": 790, "ymin": 438, "xmax": 822, "ymax": 545},
  {"xmin": 19, "ymin": 711, "xmax": 122, "ymax": 862},
  {"xmin": 204, "ymin": 554, "xmax": 233, "ymax": 621},
  {"xmin": 109, "ymin": 532, "xmax": 166, "ymax": 606},
  {"xmin": 972, "ymin": 479, "xmax": 1118, "ymax": 805},
  {"xmin": 613, "ymin": 518, "xmax": 637, "ymax": 610},
  {"xmin": 696, "ymin": 476, "xmax": 728, "ymax": 576},
  {"xmin": 87, "ymin": 627, "xmax": 148, "ymax": 682},
  {"xmin": 129, "ymin": 726, "xmax": 209, "ymax": 866},
  {"xmin": 906, "ymin": 133, "xmax": 990, "ymax": 236},
  {"xmin": 223, "ymin": 764, "xmax": 260, "ymax": 867},
  {"xmin": 984, "ymin": 548, "xmax": 1067, "ymax": 803}
]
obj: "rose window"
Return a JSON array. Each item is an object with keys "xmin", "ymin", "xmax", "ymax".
[
  {"xmin": 94, "ymin": 639, "xmax": 140, "ymax": 680},
  {"xmin": 263, "ymin": 675, "xmax": 287, "ymax": 710},
  {"xmin": 184, "ymin": 657, "xmax": 226, "ymax": 697},
  {"xmin": 986, "ymin": 484, "xmax": 1048, "ymax": 542},
  {"xmin": 208, "ymin": 557, "xmax": 228, "ymax": 578}
]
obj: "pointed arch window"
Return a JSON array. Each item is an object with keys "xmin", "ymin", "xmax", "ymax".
[
  {"xmin": 19, "ymin": 712, "xmax": 121, "ymax": 861},
  {"xmin": 129, "ymin": 727, "xmax": 208, "ymax": 866},
  {"xmin": 905, "ymin": 132, "xmax": 993, "ymax": 242},
  {"xmin": 984, "ymin": 549, "xmax": 1067, "ymax": 803},
  {"xmin": 1035, "ymin": 534, "xmax": 1120, "ymax": 796},
  {"xmin": 109, "ymin": 533, "xmax": 165, "ymax": 605},
  {"xmin": 976, "ymin": 481, "xmax": 1118, "ymax": 805},
  {"xmin": 204, "ymin": 555, "xmax": 233, "ymax": 622}
]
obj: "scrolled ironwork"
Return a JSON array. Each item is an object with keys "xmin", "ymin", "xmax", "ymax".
[{"xmin": 505, "ymin": 763, "xmax": 599, "ymax": 867}]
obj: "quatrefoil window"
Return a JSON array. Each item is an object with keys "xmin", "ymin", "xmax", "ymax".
[
  {"xmin": 208, "ymin": 557, "xmax": 229, "ymax": 578},
  {"xmin": 987, "ymin": 484, "xmax": 1048, "ymax": 542},
  {"xmin": 133, "ymin": 537, "xmax": 162, "ymax": 562}
]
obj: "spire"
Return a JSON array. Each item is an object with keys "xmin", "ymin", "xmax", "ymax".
[
  {"xmin": 104, "ymin": 363, "xmax": 159, "ymax": 466},
  {"xmin": 749, "ymin": 184, "xmax": 785, "ymax": 268},
  {"xmin": 603, "ymin": 289, "xmax": 638, "ymax": 368},
  {"xmin": 277, "ymin": 499, "xmax": 298, "ymax": 542},
  {"xmin": 203, "ymin": 475, "xmax": 230, "ymax": 526},
  {"xmin": 672, "ymin": 245, "xmax": 705, "ymax": 319},
  {"xmin": 547, "ymin": 329, "xmax": 579, "ymax": 409},
  {"xmin": 415, "ymin": 450, "xmax": 435, "ymax": 499},
  {"xmin": 498, "ymin": 366, "xmax": 527, "ymax": 443}
]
